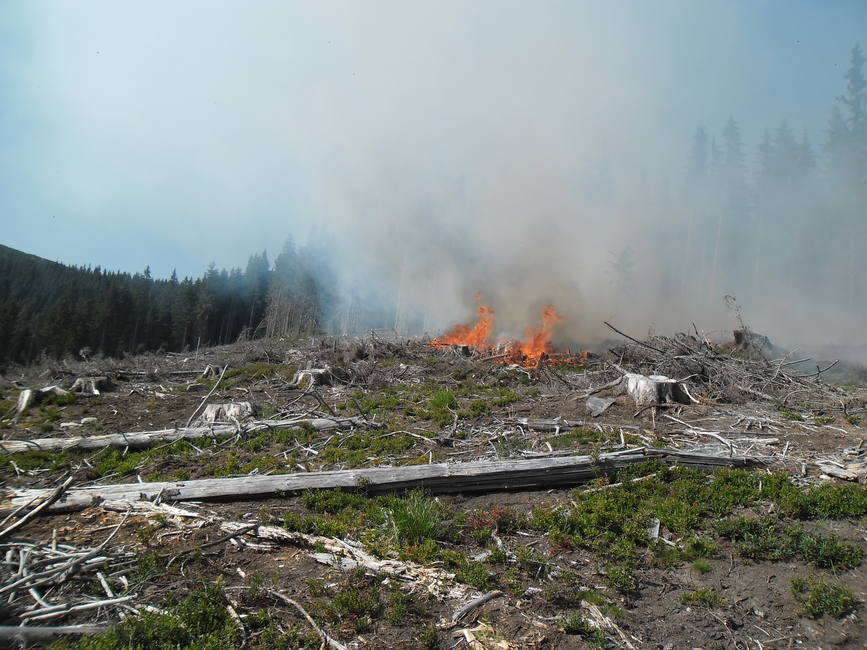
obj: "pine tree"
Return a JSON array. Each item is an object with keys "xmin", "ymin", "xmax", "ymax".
[
  {"xmin": 772, "ymin": 121, "xmax": 799, "ymax": 183},
  {"xmin": 797, "ymin": 130, "xmax": 816, "ymax": 179},
  {"xmin": 757, "ymin": 129, "xmax": 775, "ymax": 183},
  {"xmin": 722, "ymin": 116, "xmax": 744, "ymax": 171},
  {"xmin": 687, "ymin": 126, "xmax": 709, "ymax": 183}
]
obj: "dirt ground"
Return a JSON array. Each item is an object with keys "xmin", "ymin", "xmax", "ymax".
[{"xmin": 1, "ymin": 334, "xmax": 866, "ymax": 648}]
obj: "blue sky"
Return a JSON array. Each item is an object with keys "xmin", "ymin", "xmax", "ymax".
[{"xmin": 0, "ymin": 1, "xmax": 864, "ymax": 279}]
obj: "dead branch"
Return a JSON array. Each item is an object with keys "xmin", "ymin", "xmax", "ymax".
[
  {"xmin": 604, "ymin": 321, "xmax": 666, "ymax": 354},
  {"xmin": 265, "ymin": 589, "xmax": 348, "ymax": 650},
  {"xmin": 451, "ymin": 590, "xmax": 504, "ymax": 623},
  {"xmin": 0, "ymin": 476, "xmax": 74, "ymax": 540}
]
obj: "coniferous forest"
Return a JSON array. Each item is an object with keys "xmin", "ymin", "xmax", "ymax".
[
  {"xmin": 668, "ymin": 45, "xmax": 866, "ymax": 320},
  {"xmin": 0, "ymin": 239, "xmax": 335, "ymax": 366}
]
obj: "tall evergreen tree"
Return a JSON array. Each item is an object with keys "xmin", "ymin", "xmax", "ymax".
[{"xmin": 687, "ymin": 126, "xmax": 709, "ymax": 183}]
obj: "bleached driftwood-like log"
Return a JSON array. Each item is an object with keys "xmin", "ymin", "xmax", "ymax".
[
  {"xmin": 69, "ymin": 376, "xmax": 109, "ymax": 395},
  {"xmin": 109, "ymin": 501, "xmax": 466, "ymax": 601},
  {"xmin": 0, "ymin": 417, "xmax": 363, "ymax": 454},
  {"xmin": 510, "ymin": 418, "xmax": 640, "ymax": 432},
  {"xmin": 816, "ymin": 462, "xmax": 865, "ymax": 482},
  {"xmin": 2, "ymin": 447, "xmax": 759, "ymax": 512},
  {"xmin": 0, "ymin": 625, "xmax": 108, "ymax": 644},
  {"xmin": 198, "ymin": 402, "xmax": 253, "ymax": 424}
]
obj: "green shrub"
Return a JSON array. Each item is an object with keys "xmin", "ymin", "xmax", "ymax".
[
  {"xmin": 791, "ymin": 577, "xmax": 859, "ymax": 618},
  {"xmin": 777, "ymin": 483, "xmax": 867, "ymax": 519},
  {"xmin": 61, "ymin": 584, "xmax": 239, "ymax": 649},
  {"xmin": 715, "ymin": 516, "xmax": 862, "ymax": 569},
  {"xmin": 680, "ymin": 588, "xmax": 725, "ymax": 608},
  {"xmin": 418, "ymin": 626, "xmax": 442, "ymax": 649},
  {"xmin": 562, "ymin": 615, "xmax": 607, "ymax": 647},
  {"xmin": 692, "ymin": 559, "xmax": 712, "ymax": 574},
  {"xmin": 429, "ymin": 391, "xmax": 457, "ymax": 409},
  {"xmin": 456, "ymin": 561, "xmax": 491, "ymax": 588},
  {"xmin": 605, "ymin": 564, "xmax": 635, "ymax": 593}
]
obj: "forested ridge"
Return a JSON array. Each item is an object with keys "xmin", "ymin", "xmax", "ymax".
[{"xmin": 0, "ymin": 239, "xmax": 335, "ymax": 366}]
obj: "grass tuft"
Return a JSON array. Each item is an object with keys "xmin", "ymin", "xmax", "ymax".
[
  {"xmin": 791, "ymin": 576, "xmax": 859, "ymax": 618},
  {"xmin": 680, "ymin": 588, "xmax": 725, "ymax": 608}
]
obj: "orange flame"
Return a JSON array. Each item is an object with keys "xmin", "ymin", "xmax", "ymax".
[
  {"xmin": 431, "ymin": 304, "xmax": 495, "ymax": 349},
  {"xmin": 506, "ymin": 306, "xmax": 564, "ymax": 368},
  {"xmin": 430, "ymin": 302, "xmax": 580, "ymax": 368}
]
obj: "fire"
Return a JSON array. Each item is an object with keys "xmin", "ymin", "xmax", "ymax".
[
  {"xmin": 430, "ymin": 303, "xmax": 495, "ymax": 349},
  {"xmin": 431, "ymin": 302, "xmax": 579, "ymax": 368},
  {"xmin": 505, "ymin": 306, "xmax": 564, "ymax": 368}
]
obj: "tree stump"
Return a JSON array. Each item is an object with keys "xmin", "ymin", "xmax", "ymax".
[
  {"xmin": 200, "ymin": 365, "xmax": 221, "ymax": 380},
  {"xmin": 198, "ymin": 402, "xmax": 254, "ymax": 424},
  {"xmin": 10, "ymin": 385, "xmax": 71, "ymax": 419},
  {"xmin": 69, "ymin": 376, "xmax": 109, "ymax": 395},
  {"xmin": 291, "ymin": 369, "xmax": 332, "ymax": 390},
  {"xmin": 591, "ymin": 372, "xmax": 697, "ymax": 410},
  {"xmin": 621, "ymin": 373, "xmax": 697, "ymax": 408}
]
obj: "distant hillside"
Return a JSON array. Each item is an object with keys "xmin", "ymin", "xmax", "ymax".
[{"xmin": 0, "ymin": 241, "xmax": 332, "ymax": 367}]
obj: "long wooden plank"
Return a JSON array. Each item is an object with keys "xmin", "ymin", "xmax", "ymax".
[
  {"xmin": 0, "ymin": 417, "xmax": 362, "ymax": 453},
  {"xmin": 2, "ymin": 448, "xmax": 759, "ymax": 512}
]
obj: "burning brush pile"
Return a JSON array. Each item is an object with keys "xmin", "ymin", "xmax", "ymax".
[{"xmin": 430, "ymin": 302, "xmax": 589, "ymax": 369}]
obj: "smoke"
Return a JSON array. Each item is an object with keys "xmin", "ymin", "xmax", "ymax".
[
  {"xmin": 3, "ymin": 1, "xmax": 867, "ymax": 353},
  {"xmin": 294, "ymin": 2, "xmax": 867, "ymax": 353}
]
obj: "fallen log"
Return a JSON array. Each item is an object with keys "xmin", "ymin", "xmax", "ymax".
[
  {"xmin": 2, "ymin": 447, "xmax": 760, "ymax": 512},
  {"xmin": 510, "ymin": 418, "xmax": 640, "ymax": 431},
  {"xmin": 0, "ymin": 625, "xmax": 108, "ymax": 645},
  {"xmin": 0, "ymin": 417, "xmax": 363, "ymax": 454}
]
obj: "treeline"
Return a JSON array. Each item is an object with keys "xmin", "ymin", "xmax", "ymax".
[
  {"xmin": 671, "ymin": 44, "xmax": 867, "ymax": 316},
  {"xmin": 0, "ymin": 238, "xmax": 335, "ymax": 365}
]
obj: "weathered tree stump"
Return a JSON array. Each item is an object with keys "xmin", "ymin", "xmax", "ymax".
[
  {"xmin": 69, "ymin": 376, "xmax": 109, "ymax": 395},
  {"xmin": 200, "ymin": 364, "xmax": 221, "ymax": 380},
  {"xmin": 291, "ymin": 369, "xmax": 331, "ymax": 390},
  {"xmin": 10, "ymin": 385, "xmax": 71, "ymax": 419},
  {"xmin": 198, "ymin": 402, "xmax": 254, "ymax": 424},
  {"xmin": 591, "ymin": 372, "xmax": 697, "ymax": 410},
  {"xmin": 622, "ymin": 373, "xmax": 696, "ymax": 408}
]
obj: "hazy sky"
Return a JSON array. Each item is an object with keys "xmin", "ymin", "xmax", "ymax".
[{"xmin": 1, "ymin": 0, "xmax": 864, "ymax": 282}]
